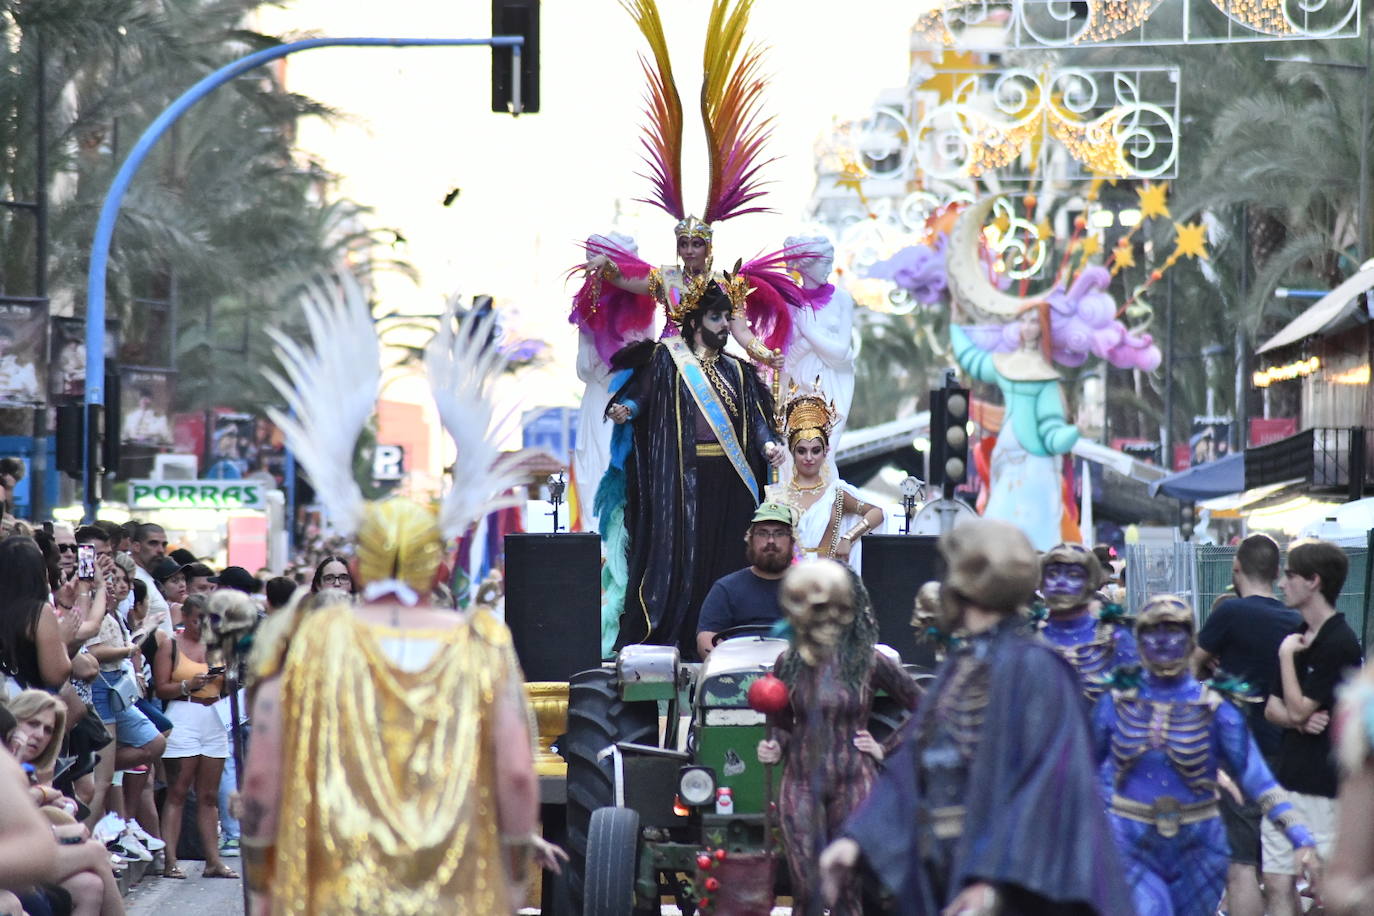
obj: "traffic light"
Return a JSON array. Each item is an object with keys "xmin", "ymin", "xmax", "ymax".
[
  {"xmin": 1178, "ymin": 502, "xmax": 1197, "ymax": 541},
  {"xmin": 56, "ymin": 404, "xmax": 83, "ymax": 479},
  {"xmin": 929, "ymin": 383, "xmax": 970, "ymax": 498},
  {"xmin": 491, "ymin": 0, "xmax": 540, "ymax": 114}
]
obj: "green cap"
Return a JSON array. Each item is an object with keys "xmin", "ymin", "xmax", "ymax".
[{"xmin": 750, "ymin": 501, "xmax": 795, "ymax": 527}]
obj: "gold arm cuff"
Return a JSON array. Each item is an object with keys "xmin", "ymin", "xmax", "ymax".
[
  {"xmin": 647, "ymin": 268, "xmax": 665, "ymax": 302},
  {"xmin": 599, "ymin": 260, "xmax": 621, "ymax": 281},
  {"xmin": 842, "ymin": 519, "xmax": 871, "ymax": 541},
  {"xmin": 746, "ymin": 339, "xmax": 774, "ymax": 362}
]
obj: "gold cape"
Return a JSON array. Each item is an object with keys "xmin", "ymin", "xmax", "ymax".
[{"xmin": 265, "ymin": 606, "xmax": 521, "ymax": 915}]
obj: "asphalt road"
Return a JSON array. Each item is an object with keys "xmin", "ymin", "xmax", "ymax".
[{"xmin": 124, "ymin": 861, "xmax": 246, "ymax": 915}]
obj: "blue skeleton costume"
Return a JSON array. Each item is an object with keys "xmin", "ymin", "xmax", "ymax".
[
  {"xmin": 1035, "ymin": 543, "xmax": 1138, "ymax": 705},
  {"xmin": 839, "ymin": 521, "xmax": 1133, "ymax": 916},
  {"xmin": 1092, "ymin": 595, "xmax": 1316, "ymax": 916}
]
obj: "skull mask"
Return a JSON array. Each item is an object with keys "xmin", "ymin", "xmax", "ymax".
[
  {"xmin": 781, "ymin": 560, "xmax": 855, "ymax": 666},
  {"xmin": 1134, "ymin": 594, "xmax": 1195, "ymax": 678},
  {"xmin": 1040, "ymin": 543, "xmax": 1102, "ymax": 615}
]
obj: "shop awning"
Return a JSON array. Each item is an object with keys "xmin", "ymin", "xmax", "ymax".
[
  {"xmin": 1148, "ymin": 451, "xmax": 1245, "ymax": 500},
  {"xmin": 1257, "ymin": 267, "xmax": 1374, "ymax": 355}
]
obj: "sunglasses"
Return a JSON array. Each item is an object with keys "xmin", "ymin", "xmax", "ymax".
[{"xmin": 57, "ymin": 544, "xmax": 78, "ymax": 553}]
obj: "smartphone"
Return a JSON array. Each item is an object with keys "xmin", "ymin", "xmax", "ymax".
[
  {"xmin": 76, "ymin": 543, "xmax": 96, "ymax": 580},
  {"xmin": 206, "ymin": 666, "xmax": 226, "ymax": 676}
]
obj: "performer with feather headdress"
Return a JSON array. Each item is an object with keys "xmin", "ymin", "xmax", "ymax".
[
  {"xmin": 236, "ymin": 275, "xmax": 564, "ymax": 914},
  {"xmin": 581, "ymin": 0, "xmax": 821, "ymax": 659}
]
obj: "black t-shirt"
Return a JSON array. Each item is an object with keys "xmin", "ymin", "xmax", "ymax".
[
  {"xmin": 1197, "ymin": 594, "xmax": 1303, "ymax": 761},
  {"xmin": 1272, "ymin": 613, "xmax": 1363, "ymax": 798},
  {"xmin": 696, "ymin": 568, "xmax": 782, "ymax": 636}
]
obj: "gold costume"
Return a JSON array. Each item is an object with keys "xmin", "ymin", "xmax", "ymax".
[{"xmin": 264, "ymin": 605, "xmax": 524, "ymax": 915}]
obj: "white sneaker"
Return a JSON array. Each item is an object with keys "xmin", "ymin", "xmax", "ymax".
[
  {"xmin": 92, "ymin": 813, "xmax": 126, "ymax": 844},
  {"xmin": 129, "ymin": 822, "xmax": 166, "ymax": 852},
  {"xmin": 111, "ymin": 831, "xmax": 152, "ymax": 863}
]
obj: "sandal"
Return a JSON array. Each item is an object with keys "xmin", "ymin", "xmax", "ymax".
[
  {"xmin": 204, "ymin": 864, "xmax": 240, "ymax": 879},
  {"xmin": 162, "ymin": 865, "xmax": 187, "ymax": 879}
]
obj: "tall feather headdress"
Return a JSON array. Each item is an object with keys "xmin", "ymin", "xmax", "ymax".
[
  {"xmin": 622, "ymin": 0, "xmax": 776, "ymax": 226},
  {"xmin": 264, "ymin": 272, "xmax": 523, "ymax": 546}
]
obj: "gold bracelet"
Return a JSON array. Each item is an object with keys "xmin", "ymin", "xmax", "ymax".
[
  {"xmin": 842, "ymin": 520, "xmax": 871, "ymax": 542},
  {"xmin": 599, "ymin": 260, "xmax": 621, "ymax": 281},
  {"xmin": 746, "ymin": 339, "xmax": 773, "ymax": 362}
]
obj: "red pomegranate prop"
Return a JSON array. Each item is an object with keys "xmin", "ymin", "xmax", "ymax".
[{"xmin": 747, "ymin": 674, "xmax": 789, "ymax": 716}]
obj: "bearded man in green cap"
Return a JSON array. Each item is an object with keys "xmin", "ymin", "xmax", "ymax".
[{"xmin": 695, "ymin": 501, "xmax": 795, "ymax": 660}]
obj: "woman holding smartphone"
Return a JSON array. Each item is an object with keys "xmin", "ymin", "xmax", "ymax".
[{"xmin": 152, "ymin": 594, "xmax": 236, "ymax": 879}]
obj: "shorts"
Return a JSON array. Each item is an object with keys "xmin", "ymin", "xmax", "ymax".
[
  {"xmin": 90, "ymin": 672, "xmax": 161, "ymax": 749},
  {"xmin": 1221, "ymin": 791, "xmax": 1262, "ymax": 866},
  {"xmin": 1260, "ymin": 791, "xmax": 1335, "ymax": 875},
  {"xmin": 162, "ymin": 699, "xmax": 229, "ymax": 759}
]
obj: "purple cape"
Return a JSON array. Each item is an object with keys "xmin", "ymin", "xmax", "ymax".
[{"xmin": 844, "ymin": 623, "xmax": 1135, "ymax": 915}]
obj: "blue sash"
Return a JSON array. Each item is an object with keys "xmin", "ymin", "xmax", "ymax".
[{"xmin": 665, "ymin": 337, "xmax": 761, "ymax": 503}]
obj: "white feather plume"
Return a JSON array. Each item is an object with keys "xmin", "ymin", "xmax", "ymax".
[
  {"xmin": 426, "ymin": 311, "xmax": 525, "ymax": 540},
  {"xmin": 261, "ymin": 273, "xmax": 378, "ymax": 537}
]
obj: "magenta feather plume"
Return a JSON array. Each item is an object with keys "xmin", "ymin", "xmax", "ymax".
[{"xmin": 567, "ymin": 238, "xmax": 656, "ymax": 365}]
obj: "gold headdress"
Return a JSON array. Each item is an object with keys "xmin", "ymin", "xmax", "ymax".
[
  {"xmin": 1135, "ymin": 594, "xmax": 1194, "ymax": 634},
  {"xmin": 264, "ymin": 273, "xmax": 522, "ymax": 602},
  {"xmin": 662, "ymin": 268, "xmax": 751, "ymax": 324},
  {"xmin": 675, "ymin": 215, "xmax": 713, "ymax": 243},
  {"xmin": 781, "ymin": 380, "xmax": 839, "ymax": 449}
]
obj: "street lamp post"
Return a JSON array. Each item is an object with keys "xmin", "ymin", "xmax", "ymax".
[{"xmin": 82, "ymin": 35, "xmax": 525, "ymax": 522}]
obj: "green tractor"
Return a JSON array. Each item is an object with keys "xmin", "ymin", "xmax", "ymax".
[{"xmin": 561, "ymin": 627, "xmax": 920, "ymax": 915}]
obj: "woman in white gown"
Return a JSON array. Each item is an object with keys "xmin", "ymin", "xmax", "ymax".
[{"xmin": 766, "ymin": 386, "xmax": 885, "ymax": 572}]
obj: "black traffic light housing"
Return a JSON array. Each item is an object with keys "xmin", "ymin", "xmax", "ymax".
[
  {"xmin": 929, "ymin": 379, "xmax": 971, "ymax": 499},
  {"xmin": 1178, "ymin": 502, "xmax": 1197, "ymax": 541},
  {"xmin": 491, "ymin": 0, "xmax": 539, "ymax": 114}
]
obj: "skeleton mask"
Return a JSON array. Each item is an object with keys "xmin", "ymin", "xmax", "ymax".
[
  {"xmin": 1040, "ymin": 543, "xmax": 1102, "ymax": 614},
  {"xmin": 781, "ymin": 560, "xmax": 855, "ymax": 666},
  {"xmin": 1134, "ymin": 594, "xmax": 1195, "ymax": 677}
]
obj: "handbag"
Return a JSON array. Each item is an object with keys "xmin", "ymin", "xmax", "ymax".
[
  {"xmin": 69, "ymin": 707, "xmax": 113, "ymax": 754},
  {"xmin": 103, "ymin": 670, "xmax": 141, "ymax": 714}
]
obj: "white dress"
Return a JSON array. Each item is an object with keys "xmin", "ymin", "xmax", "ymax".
[{"xmin": 768, "ymin": 479, "xmax": 869, "ymax": 573}]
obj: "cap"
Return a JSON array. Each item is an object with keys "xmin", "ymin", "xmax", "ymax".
[
  {"xmin": 169, "ymin": 548, "xmax": 200, "ymax": 567},
  {"xmin": 750, "ymin": 501, "xmax": 795, "ymax": 528},
  {"xmin": 208, "ymin": 565, "xmax": 263, "ymax": 594},
  {"xmin": 148, "ymin": 557, "xmax": 186, "ymax": 582}
]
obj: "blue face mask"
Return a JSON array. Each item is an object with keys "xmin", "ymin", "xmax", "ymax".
[{"xmin": 1139, "ymin": 623, "xmax": 1192, "ymax": 676}]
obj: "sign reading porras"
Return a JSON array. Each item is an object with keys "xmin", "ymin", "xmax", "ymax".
[{"xmin": 129, "ymin": 479, "xmax": 268, "ymax": 510}]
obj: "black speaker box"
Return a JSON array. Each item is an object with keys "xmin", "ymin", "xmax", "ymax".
[
  {"xmin": 504, "ymin": 533, "xmax": 602, "ymax": 681},
  {"xmin": 861, "ymin": 534, "xmax": 944, "ymax": 671}
]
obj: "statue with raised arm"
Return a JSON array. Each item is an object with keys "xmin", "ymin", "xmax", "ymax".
[{"xmin": 783, "ymin": 235, "xmax": 856, "ymax": 447}]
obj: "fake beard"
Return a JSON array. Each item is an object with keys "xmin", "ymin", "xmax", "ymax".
[{"xmin": 700, "ymin": 326, "xmax": 729, "ymax": 352}]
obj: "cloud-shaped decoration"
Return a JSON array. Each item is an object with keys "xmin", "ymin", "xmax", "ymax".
[
  {"xmin": 1046, "ymin": 265, "xmax": 1161, "ymax": 372},
  {"xmin": 864, "ymin": 236, "xmax": 949, "ymax": 306}
]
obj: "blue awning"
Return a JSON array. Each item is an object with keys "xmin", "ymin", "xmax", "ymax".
[{"xmin": 1147, "ymin": 451, "xmax": 1245, "ymax": 501}]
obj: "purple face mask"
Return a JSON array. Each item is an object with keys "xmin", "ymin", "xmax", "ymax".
[
  {"xmin": 1139, "ymin": 623, "xmax": 1192, "ymax": 676},
  {"xmin": 1041, "ymin": 562, "xmax": 1092, "ymax": 613}
]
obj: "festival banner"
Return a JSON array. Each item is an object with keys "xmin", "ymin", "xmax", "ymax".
[
  {"xmin": 0, "ymin": 301, "xmax": 47, "ymax": 406},
  {"xmin": 48, "ymin": 318, "xmax": 121, "ymax": 399},
  {"xmin": 120, "ymin": 368, "xmax": 175, "ymax": 448}
]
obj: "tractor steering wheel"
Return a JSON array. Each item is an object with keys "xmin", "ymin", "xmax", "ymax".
[{"xmin": 711, "ymin": 624, "xmax": 778, "ymax": 646}]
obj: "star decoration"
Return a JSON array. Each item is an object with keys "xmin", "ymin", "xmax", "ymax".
[
  {"xmin": 1172, "ymin": 221, "xmax": 1208, "ymax": 260},
  {"xmin": 1137, "ymin": 184, "xmax": 1170, "ymax": 221},
  {"xmin": 1112, "ymin": 240, "xmax": 1136, "ymax": 271},
  {"xmin": 920, "ymin": 50, "xmax": 990, "ymax": 104},
  {"xmin": 1079, "ymin": 234, "xmax": 1102, "ymax": 259}
]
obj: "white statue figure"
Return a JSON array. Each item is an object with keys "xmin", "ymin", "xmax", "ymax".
[
  {"xmin": 784, "ymin": 235, "xmax": 856, "ymax": 448},
  {"xmin": 573, "ymin": 232, "xmax": 654, "ymax": 532}
]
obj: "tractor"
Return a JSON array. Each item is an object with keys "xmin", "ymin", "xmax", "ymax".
[{"xmin": 560, "ymin": 626, "xmax": 921, "ymax": 915}]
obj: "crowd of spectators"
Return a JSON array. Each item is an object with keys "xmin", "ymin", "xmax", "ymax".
[{"xmin": 0, "ymin": 507, "xmax": 331, "ymax": 913}]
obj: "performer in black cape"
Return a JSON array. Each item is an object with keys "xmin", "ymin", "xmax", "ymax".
[
  {"xmin": 607, "ymin": 277, "xmax": 784, "ymax": 659},
  {"xmin": 819, "ymin": 519, "xmax": 1135, "ymax": 915}
]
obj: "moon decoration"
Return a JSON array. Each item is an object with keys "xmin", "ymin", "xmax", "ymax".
[{"xmin": 944, "ymin": 196, "xmax": 1045, "ymax": 324}]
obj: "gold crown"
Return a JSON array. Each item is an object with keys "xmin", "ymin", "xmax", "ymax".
[
  {"xmin": 781, "ymin": 380, "xmax": 838, "ymax": 448},
  {"xmin": 674, "ymin": 215, "xmax": 713, "ymax": 242},
  {"xmin": 665, "ymin": 272, "xmax": 716, "ymax": 324}
]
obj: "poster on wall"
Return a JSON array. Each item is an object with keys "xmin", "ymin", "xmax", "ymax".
[
  {"xmin": 49, "ymin": 319, "xmax": 121, "ymax": 398},
  {"xmin": 1188, "ymin": 416, "xmax": 1234, "ymax": 467},
  {"xmin": 120, "ymin": 369, "xmax": 175, "ymax": 447},
  {"xmin": 0, "ymin": 301, "xmax": 46, "ymax": 406},
  {"xmin": 173, "ymin": 409, "xmax": 288, "ymax": 482}
]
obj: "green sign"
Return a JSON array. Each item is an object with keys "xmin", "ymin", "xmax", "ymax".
[{"xmin": 129, "ymin": 480, "xmax": 267, "ymax": 510}]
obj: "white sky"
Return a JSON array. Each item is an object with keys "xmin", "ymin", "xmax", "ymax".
[{"xmin": 253, "ymin": 0, "xmax": 916, "ymax": 470}]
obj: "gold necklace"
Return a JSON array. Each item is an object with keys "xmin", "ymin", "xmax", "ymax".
[
  {"xmin": 696, "ymin": 349, "xmax": 739, "ymax": 416},
  {"xmin": 790, "ymin": 478, "xmax": 826, "ymax": 492}
]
